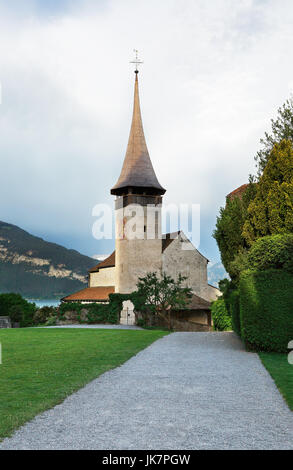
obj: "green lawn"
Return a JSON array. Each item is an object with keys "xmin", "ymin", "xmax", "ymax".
[
  {"xmin": 259, "ymin": 352, "xmax": 293, "ymax": 411},
  {"xmin": 0, "ymin": 328, "xmax": 168, "ymax": 440}
]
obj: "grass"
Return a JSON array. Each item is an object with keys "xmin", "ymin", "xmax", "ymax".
[
  {"xmin": 0, "ymin": 327, "xmax": 168, "ymax": 440},
  {"xmin": 259, "ymin": 352, "xmax": 293, "ymax": 411}
]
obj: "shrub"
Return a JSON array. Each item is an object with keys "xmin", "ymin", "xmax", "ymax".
[
  {"xmin": 229, "ymin": 249, "xmax": 250, "ymax": 281},
  {"xmin": 211, "ymin": 298, "xmax": 232, "ymax": 331},
  {"xmin": 45, "ymin": 315, "xmax": 57, "ymax": 326},
  {"xmin": 219, "ymin": 278, "xmax": 236, "ymax": 311},
  {"xmin": 57, "ymin": 292, "xmax": 145, "ymax": 325},
  {"xmin": 240, "ymin": 269, "xmax": 293, "ymax": 352},
  {"xmin": 247, "ymin": 233, "xmax": 293, "ymax": 273},
  {"xmin": 136, "ymin": 317, "xmax": 147, "ymax": 328},
  {"xmin": 0, "ymin": 293, "xmax": 36, "ymax": 327},
  {"xmin": 86, "ymin": 303, "xmax": 117, "ymax": 324},
  {"xmin": 58, "ymin": 302, "xmax": 82, "ymax": 316},
  {"xmin": 230, "ymin": 289, "xmax": 241, "ymax": 336},
  {"xmin": 58, "ymin": 300, "xmax": 119, "ymax": 324},
  {"xmin": 33, "ymin": 306, "xmax": 56, "ymax": 325}
]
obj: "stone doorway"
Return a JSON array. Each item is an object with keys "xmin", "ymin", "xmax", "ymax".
[{"xmin": 120, "ymin": 300, "xmax": 136, "ymax": 326}]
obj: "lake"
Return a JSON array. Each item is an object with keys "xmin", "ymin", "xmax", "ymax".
[{"xmin": 26, "ymin": 299, "xmax": 60, "ymax": 308}]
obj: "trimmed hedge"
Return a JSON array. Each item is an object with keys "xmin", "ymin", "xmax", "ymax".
[
  {"xmin": 247, "ymin": 233, "xmax": 293, "ymax": 273},
  {"xmin": 211, "ymin": 298, "xmax": 232, "ymax": 331},
  {"xmin": 230, "ymin": 289, "xmax": 241, "ymax": 336},
  {"xmin": 240, "ymin": 269, "xmax": 293, "ymax": 352}
]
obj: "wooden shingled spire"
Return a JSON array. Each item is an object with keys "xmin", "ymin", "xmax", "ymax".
[{"xmin": 111, "ymin": 70, "xmax": 165, "ymax": 196}]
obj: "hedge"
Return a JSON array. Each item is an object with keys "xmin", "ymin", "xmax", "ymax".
[
  {"xmin": 230, "ymin": 289, "xmax": 241, "ymax": 336},
  {"xmin": 247, "ymin": 233, "xmax": 293, "ymax": 273},
  {"xmin": 240, "ymin": 269, "xmax": 293, "ymax": 352},
  {"xmin": 211, "ymin": 298, "xmax": 232, "ymax": 331}
]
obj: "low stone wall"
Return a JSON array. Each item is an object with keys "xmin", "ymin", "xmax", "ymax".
[
  {"xmin": 0, "ymin": 316, "xmax": 12, "ymax": 328},
  {"xmin": 140, "ymin": 309, "xmax": 212, "ymax": 332},
  {"xmin": 56, "ymin": 309, "xmax": 88, "ymax": 325}
]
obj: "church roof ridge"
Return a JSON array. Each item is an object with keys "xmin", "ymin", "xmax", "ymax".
[
  {"xmin": 89, "ymin": 251, "xmax": 115, "ymax": 272},
  {"xmin": 111, "ymin": 73, "xmax": 165, "ymax": 196},
  {"xmin": 61, "ymin": 286, "xmax": 115, "ymax": 302}
]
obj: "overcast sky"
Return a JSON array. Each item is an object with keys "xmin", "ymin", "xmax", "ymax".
[{"xmin": 1, "ymin": 0, "xmax": 293, "ymax": 263}]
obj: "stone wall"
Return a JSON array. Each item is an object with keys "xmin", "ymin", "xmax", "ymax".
[
  {"xmin": 206, "ymin": 284, "xmax": 221, "ymax": 301},
  {"xmin": 115, "ymin": 203, "xmax": 162, "ymax": 294},
  {"xmin": 163, "ymin": 232, "xmax": 210, "ymax": 301},
  {"xmin": 89, "ymin": 267, "xmax": 115, "ymax": 288},
  {"xmin": 0, "ymin": 316, "xmax": 12, "ymax": 328},
  {"xmin": 142, "ymin": 309, "xmax": 212, "ymax": 332}
]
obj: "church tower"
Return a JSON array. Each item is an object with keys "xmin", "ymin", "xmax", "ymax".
[{"xmin": 111, "ymin": 68, "xmax": 166, "ymax": 294}]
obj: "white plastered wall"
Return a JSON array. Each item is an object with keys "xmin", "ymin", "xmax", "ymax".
[{"xmin": 89, "ymin": 267, "xmax": 116, "ymax": 288}]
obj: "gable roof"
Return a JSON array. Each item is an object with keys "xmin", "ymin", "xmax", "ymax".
[
  {"xmin": 61, "ymin": 286, "xmax": 115, "ymax": 302},
  {"xmin": 185, "ymin": 293, "xmax": 211, "ymax": 310},
  {"xmin": 89, "ymin": 251, "xmax": 116, "ymax": 273},
  {"xmin": 89, "ymin": 232, "xmax": 210, "ymax": 273},
  {"xmin": 90, "ymin": 234, "xmax": 179, "ymax": 273},
  {"xmin": 162, "ymin": 231, "xmax": 181, "ymax": 252},
  {"xmin": 227, "ymin": 183, "xmax": 248, "ymax": 200}
]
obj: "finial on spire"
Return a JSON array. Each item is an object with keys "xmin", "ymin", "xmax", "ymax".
[{"xmin": 130, "ymin": 49, "xmax": 143, "ymax": 74}]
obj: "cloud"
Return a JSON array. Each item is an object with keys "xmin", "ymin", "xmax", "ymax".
[{"xmin": 1, "ymin": 0, "xmax": 293, "ymax": 261}]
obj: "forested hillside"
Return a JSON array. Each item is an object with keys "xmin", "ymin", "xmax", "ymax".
[{"xmin": 0, "ymin": 221, "xmax": 98, "ymax": 299}]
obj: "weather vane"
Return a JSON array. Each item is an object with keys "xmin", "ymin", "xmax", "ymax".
[{"xmin": 130, "ymin": 49, "xmax": 143, "ymax": 73}]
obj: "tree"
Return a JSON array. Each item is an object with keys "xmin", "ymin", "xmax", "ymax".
[
  {"xmin": 243, "ymin": 139, "xmax": 293, "ymax": 245},
  {"xmin": 136, "ymin": 272, "xmax": 192, "ymax": 330},
  {"xmin": 255, "ymin": 97, "xmax": 293, "ymax": 176},
  {"xmin": 246, "ymin": 233, "xmax": 293, "ymax": 273},
  {"xmin": 213, "ymin": 182, "xmax": 256, "ymax": 278},
  {"xmin": 0, "ymin": 293, "xmax": 36, "ymax": 327}
]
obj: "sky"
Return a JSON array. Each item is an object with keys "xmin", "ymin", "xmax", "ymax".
[{"xmin": 1, "ymin": 0, "xmax": 293, "ymax": 263}]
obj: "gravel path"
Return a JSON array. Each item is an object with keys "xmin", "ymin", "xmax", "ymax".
[{"xmin": 1, "ymin": 332, "xmax": 292, "ymax": 450}]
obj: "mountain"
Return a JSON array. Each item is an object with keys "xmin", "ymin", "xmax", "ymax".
[
  {"xmin": 0, "ymin": 221, "xmax": 99, "ymax": 299},
  {"xmin": 207, "ymin": 262, "xmax": 229, "ymax": 287}
]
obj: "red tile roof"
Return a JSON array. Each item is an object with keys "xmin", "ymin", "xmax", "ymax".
[
  {"xmin": 186, "ymin": 294, "xmax": 211, "ymax": 310},
  {"xmin": 61, "ymin": 286, "xmax": 115, "ymax": 302},
  {"xmin": 89, "ymin": 252, "xmax": 115, "ymax": 273},
  {"xmin": 227, "ymin": 184, "xmax": 248, "ymax": 200}
]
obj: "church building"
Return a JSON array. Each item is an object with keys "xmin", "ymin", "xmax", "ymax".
[{"xmin": 63, "ymin": 68, "xmax": 220, "ymax": 308}]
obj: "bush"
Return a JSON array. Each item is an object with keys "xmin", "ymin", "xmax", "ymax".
[
  {"xmin": 230, "ymin": 289, "xmax": 241, "ymax": 336},
  {"xmin": 86, "ymin": 303, "xmax": 117, "ymax": 324},
  {"xmin": 218, "ymin": 279, "xmax": 240, "ymax": 335},
  {"xmin": 58, "ymin": 300, "xmax": 119, "ymax": 324},
  {"xmin": 211, "ymin": 298, "xmax": 232, "ymax": 331},
  {"xmin": 247, "ymin": 233, "xmax": 293, "ymax": 273},
  {"xmin": 229, "ymin": 249, "xmax": 250, "ymax": 281},
  {"xmin": 33, "ymin": 306, "xmax": 56, "ymax": 325},
  {"xmin": 45, "ymin": 315, "xmax": 57, "ymax": 326},
  {"xmin": 0, "ymin": 293, "xmax": 36, "ymax": 327},
  {"xmin": 57, "ymin": 292, "xmax": 147, "ymax": 325},
  {"xmin": 136, "ymin": 317, "xmax": 147, "ymax": 328},
  {"xmin": 240, "ymin": 269, "xmax": 293, "ymax": 352}
]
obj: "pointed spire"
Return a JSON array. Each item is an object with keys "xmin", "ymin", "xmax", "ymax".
[{"xmin": 111, "ymin": 72, "xmax": 165, "ymax": 196}]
